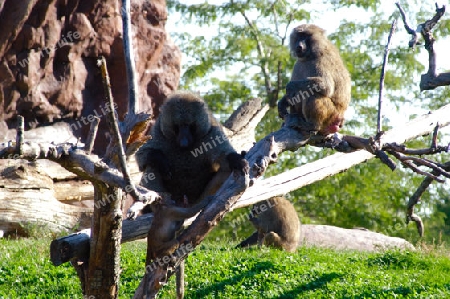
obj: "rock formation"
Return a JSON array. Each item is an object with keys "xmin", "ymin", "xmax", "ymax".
[
  {"xmin": 0, "ymin": 0, "xmax": 181, "ymax": 149},
  {"xmin": 0, "ymin": 0, "xmax": 181, "ymax": 236}
]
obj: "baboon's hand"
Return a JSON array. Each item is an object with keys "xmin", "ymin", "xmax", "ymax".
[
  {"xmin": 226, "ymin": 152, "xmax": 249, "ymax": 176},
  {"xmin": 277, "ymin": 95, "xmax": 290, "ymax": 119}
]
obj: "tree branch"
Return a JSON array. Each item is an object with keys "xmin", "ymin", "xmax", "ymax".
[
  {"xmin": 240, "ymin": 10, "xmax": 273, "ymax": 101},
  {"xmin": 84, "ymin": 116, "xmax": 100, "ymax": 155},
  {"xmin": 99, "ymin": 56, "xmax": 140, "ymax": 201},
  {"xmin": 377, "ymin": 20, "xmax": 396, "ymax": 133},
  {"xmin": 121, "ymin": 0, "xmax": 139, "ymax": 115},
  {"xmin": 396, "ymin": 2, "xmax": 449, "ymax": 90}
]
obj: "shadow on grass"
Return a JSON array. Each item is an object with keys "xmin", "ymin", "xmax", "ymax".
[
  {"xmin": 353, "ymin": 284, "xmax": 450, "ymax": 298},
  {"xmin": 275, "ymin": 272, "xmax": 344, "ymax": 298},
  {"xmin": 191, "ymin": 260, "xmax": 275, "ymax": 298}
]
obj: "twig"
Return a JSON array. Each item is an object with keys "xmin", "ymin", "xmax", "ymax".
[
  {"xmin": 431, "ymin": 123, "xmax": 439, "ymax": 147},
  {"xmin": 383, "ymin": 141, "xmax": 449, "ymax": 156},
  {"xmin": 121, "ymin": 0, "xmax": 139, "ymax": 115},
  {"xmin": 421, "ymin": 4, "xmax": 445, "ymax": 79},
  {"xmin": 240, "ymin": 10, "xmax": 273, "ymax": 100},
  {"xmin": 382, "ymin": 124, "xmax": 450, "ymax": 181},
  {"xmin": 377, "ymin": 19, "xmax": 396, "ymax": 134},
  {"xmin": 84, "ymin": 116, "xmax": 100, "ymax": 155},
  {"xmin": 387, "ymin": 150, "xmax": 445, "ymax": 182},
  {"xmin": 98, "ymin": 56, "xmax": 140, "ymax": 201},
  {"xmin": 406, "ymin": 161, "xmax": 450, "ymax": 237},
  {"xmin": 406, "ymin": 177, "xmax": 430, "ymax": 237},
  {"xmin": 395, "ymin": 2, "xmax": 419, "ymax": 48},
  {"xmin": 15, "ymin": 115, "xmax": 24, "ymax": 156}
]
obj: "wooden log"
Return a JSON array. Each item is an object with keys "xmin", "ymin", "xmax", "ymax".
[
  {"xmin": 0, "ymin": 159, "xmax": 92, "ymax": 236},
  {"xmin": 50, "ymin": 214, "xmax": 154, "ymax": 265},
  {"xmin": 51, "ymin": 216, "xmax": 415, "ymax": 266},
  {"xmin": 122, "ymin": 213, "xmax": 153, "ymax": 242},
  {"xmin": 50, "ymin": 229, "xmax": 91, "ymax": 266}
]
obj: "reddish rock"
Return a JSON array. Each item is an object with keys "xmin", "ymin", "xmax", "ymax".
[{"xmin": 0, "ymin": 0, "xmax": 181, "ymax": 150}]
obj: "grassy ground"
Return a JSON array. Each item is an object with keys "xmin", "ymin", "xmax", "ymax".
[{"xmin": 1, "ymin": 237, "xmax": 449, "ymax": 298}]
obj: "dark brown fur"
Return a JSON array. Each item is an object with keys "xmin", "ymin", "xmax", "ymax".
[
  {"xmin": 146, "ymin": 195, "xmax": 211, "ymax": 260},
  {"xmin": 135, "ymin": 91, "xmax": 248, "ymax": 205},
  {"xmin": 237, "ymin": 196, "xmax": 301, "ymax": 252},
  {"xmin": 134, "ymin": 92, "xmax": 248, "ymax": 298},
  {"xmin": 278, "ymin": 24, "xmax": 351, "ymax": 135}
]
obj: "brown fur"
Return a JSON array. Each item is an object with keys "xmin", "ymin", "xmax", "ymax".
[
  {"xmin": 278, "ymin": 24, "xmax": 351, "ymax": 135},
  {"xmin": 146, "ymin": 195, "xmax": 211, "ymax": 260},
  {"xmin": 237, "ymin": 196, "xmax": 301, "ymax": 252}
]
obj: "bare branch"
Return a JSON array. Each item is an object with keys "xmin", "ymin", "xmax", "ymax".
[
  {"xmin": 16, "ymin": 115, "xmax": 24, "ymax": 156},
  {"xmin": 0, "ymin": 142, "xmax": 159, "ymax": 205},
  {"xmin": 99, "ymin": 56, "xmax": 140, "ymax": 201},
  {"xmin": 407, "ymin": 161, "xmax": 450, "ymax": 236},
  {"xmin": 383, "ymin": 142, "xmax": 449, "ymax": 156},
  {"xmin": 377, "ymin": 20, "xmax": 397, "ymax": 134},
  {"xmin": 396, "ymin": 2, "xmax": 419, "ymax": 48},
  {"xmin": 397, "ymin": 2, "xmax": 449, "ymax": 90},
  {"xmin": 84, "ymin": 116, "xmax": 100, "ymax": 155},
  {"xmin": 387, "ymin": 151, "xmax": 444, "ymax": 182},
  {"xmin": 121, "ymin": 0, "xmax": 139, "ymax": 115},
  {"xmin": 382, "ymin": 123, "xmax": 450, "ymax": 182}
]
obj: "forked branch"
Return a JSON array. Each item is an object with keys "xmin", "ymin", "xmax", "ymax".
[{"xmin": 396, "ymin": 2, "xmax": 450, "ymax": 90}]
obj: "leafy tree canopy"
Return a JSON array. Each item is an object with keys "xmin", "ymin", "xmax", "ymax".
[{"xmin": 167, "ymin": 0, "xmax": 450, "ymax": 243}]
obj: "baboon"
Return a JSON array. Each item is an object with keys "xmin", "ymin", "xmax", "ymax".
[
  {"xmin": 135, "ymin": 91, "xmax": 249, "ymax": 206},
  {"xmin": 237, "ymin": 196, "xmax": 301, "ymax": 252},
  {"xmin": 278, "ymin": 24, "xmax": 351, "ymax": 135},
  {"xmin": 146, "ymin": 195, "xmax": 212, "ymax": 259},
  {"xmin": 133, "ymin": 91, "xmax": 248, "ymax": 298},
  {"xmin": 137, "ymin": 194, "xmax": 211, "ymax": 299}
]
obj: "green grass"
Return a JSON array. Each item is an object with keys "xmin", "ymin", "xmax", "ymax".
[{"xmin": 1, "ymin": 238, "xmax": 450, "ymax": 298}]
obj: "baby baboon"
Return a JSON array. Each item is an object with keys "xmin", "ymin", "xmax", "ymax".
[
  {"xmin": 278, "ymin": 24, "xmax": 351, "ymax": 135},
  {"xmin": 237, "ymin": 196, "xmax": 301, "ymax": 252},
  {"xmin": 135, "ymin": 91, "xmax": 249, "ymax": 206}
]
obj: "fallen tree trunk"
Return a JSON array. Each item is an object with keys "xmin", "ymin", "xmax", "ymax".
[
  {"xmin": 50, "ymin": 214, "xmax": 153, "ymax": 266},
  {"xmin": 0, "ymin": 159, "xmax": 92, "ymax": 237},
  {"xmin": 50, "ymin": 218, "xmax": 414, "ymax": 266},
  {"xmin": 234, "ymin": 102, "xmax": 450, "ymax": 209}
]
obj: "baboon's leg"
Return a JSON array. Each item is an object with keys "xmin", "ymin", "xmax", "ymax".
[
  {"xmin": 236, "ymin": 231, "xmax": 259, "ymax": 248},
  {"xmin": 263, "ymin": 231, "xmax": 284, "ymax": 249}
]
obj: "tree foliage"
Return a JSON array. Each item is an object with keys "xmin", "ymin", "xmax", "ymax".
[{"xmin": 167, "ymin": 0, "xmax": 450, "ymax": 243}]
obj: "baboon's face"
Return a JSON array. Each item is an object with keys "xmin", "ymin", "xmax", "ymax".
[
  {"xmin": 290, "ymin": 24, "xmax": 326, "ymax": 61},
  {"xmin": 160, "ymin": 94, "xmax": 211, "ymax": 149},
  {"xmin": 291, "ymin": 32, "xmax": 311, "ymax": 59}
]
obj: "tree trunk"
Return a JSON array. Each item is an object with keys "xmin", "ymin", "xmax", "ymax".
[{"xmin": 84, "ymin": 184, "xmax": 123, "ymax": 298}]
